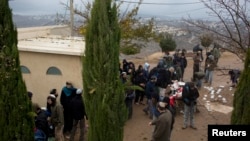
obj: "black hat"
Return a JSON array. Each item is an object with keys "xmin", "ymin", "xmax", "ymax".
[
  {"xmin": 27, "ymin": 91, "xmax": 33, "ymax": 100},
  {"xmin": 162, "ymin": 97, "xmax": 170, "ymax": 105},
  {"xmin": 50, "ymin": 88, "xmax": 58, "ymax": 98},
  {"xmin": 50, "ymin": 89, "xmax": 57, "ymax": 94},
  {"xmin": 66, "ymin": 81, "xmax": 72, "ymax": 85}
]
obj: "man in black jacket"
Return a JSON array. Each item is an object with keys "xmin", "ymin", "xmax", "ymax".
[
  {"xmin": 69, "ymin": 88, "xmax": 88, "ymax": 141},
  {"xmin": 181, "ymin": 82, "xmax": 199, "ymax": 129},
  {"xmin": 60, "ymin": 81, "xmax": 76, "ymax": 137},
  {"xmin": 33, "ymin": 103, "xmax": 49, "ymax": 141}
]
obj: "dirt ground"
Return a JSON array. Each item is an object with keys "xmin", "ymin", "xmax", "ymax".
[
  {"xmin": 122, "ymin": 51, "xmax": 244, "ymax": 141},
  {"xmin": 69, "ymin": 51, "xmax": 244, "ymax": 141}
]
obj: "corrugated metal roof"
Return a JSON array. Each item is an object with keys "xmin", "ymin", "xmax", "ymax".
[{"xmin": 17, "ymin": 25, "xmax": 85, "ymax": 56}]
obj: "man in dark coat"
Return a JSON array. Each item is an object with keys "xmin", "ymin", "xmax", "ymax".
[
  {"xmin": 149, "ymin": 102, "xmax": 172, "ymax": 141},
  {"xmin": 33, "ymin": 103, "xmax": 49, "ymax": 141},
  {"xmin": 69, "ymin": 88, "xmax": 88, "ymax": 141},
  {"xmin": 134, "ymin": 70, "xmax": 147, "ymax": 105},
  {"xmin": 143, "ymin": 75, "xmax": 158, "ymax": 119},
  {"xmin": 182, "ymin": 82, "xmax": 199, "ymax": 129},
  {"xmin": 60, "ymin": 81, "xmax": 76, "ymax": 137}
]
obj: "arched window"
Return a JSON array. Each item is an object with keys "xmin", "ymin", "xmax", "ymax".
[
  {"xmin": 46, "ymin": 67, "xmax": 62, "ymax": 75},
  {"xmin": 21, "ymin": 66, "xmax": 31, "ymax": 74}
]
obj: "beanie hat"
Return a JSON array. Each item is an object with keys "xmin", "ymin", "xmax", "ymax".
[
  {"xmin": 144, "ymin": 62, "xmax": 150, "ymax": 70},
  {"xmin": 158, "ymin": 102, "xmax": 167, "ymax": 108},
  {"xmin": 208, "ymin": 55, "xmax": 214, "ymax": 60},
  {"xmin": 76, "ymin": 89, "xmax": 82, "ymax": 95},
  {"xmin": 27, "ymin": 91, "xmax": 33, "ymax": 99},
  {"xmin": 49, "ymin": 94, "xmax": 56, "ymax": 99}
]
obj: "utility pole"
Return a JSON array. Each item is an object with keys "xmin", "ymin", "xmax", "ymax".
[
  {"xmin": 236, "ymin": 0, "xmax": 239, "ymax": 24},
  {"xmin": 70, "ymin": 0, "xmax": 74, "ymax": 36}
]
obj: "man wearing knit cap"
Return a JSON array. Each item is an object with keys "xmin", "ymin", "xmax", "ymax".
[
  {"xmin": 69, "ymin": 88, "xmax": 88, "ymax": 141},
  {"xmin": 60, "ymin": 81, "xmax": 76, "ymax": 137},
  {"xmin": 149, "ymin": 102, "xmax": 172, "ymax": 141},
  {"xmin": 50, "ymin": 88, "xmax": 58, "ymax": 98},
  {"xmin": 47, "ymin": 94, "xmax": 64, "ymax": 140}
]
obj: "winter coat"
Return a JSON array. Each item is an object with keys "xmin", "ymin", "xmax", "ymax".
[
  {"xmin": 151, "ymin": 110, "xmax": 172, "ymax": 141},
  {"xmin": 182, "ymin": 83, "xmax": 199, "ymax": 106},
  {"xmin": 212, "ymin": 47, "xmax": 221, "ymax": 59},
  {"xmin": 60, "ymin": 86, "xmax": 76, "ymax": 109},
  {"xmin": 166, "ymin": 70, "xmax": 178, "ymax": 85},
  {"xmin": 156, "ymin": 68, "xmax": 168, "ymax": 88},
  {"xmin": 145, "ymin": 80, "xmax": 156, "ymax": 99},
  {"xmin": 193, "ymin": 54, "xmax": 202, "ymax": 65},
  {"xmin": 205, "ymin": 57, "xmax": 216, "ymax": 71},
  {"xmin": 181, "ymin": 56, "xmax": 187, "ymax": 67},
  {"xmin": 134, "ymin": 73, "xmax": 147, "ymax": 90},
  {"xmin": 35, "ymin": 109, "xmax": 49, "ymax": 137},
  {"xmin": 70, "ymin": 95, "xmax": 88, "ymax": 120},
  {"xmin": 50, "ymin": 103, "xmax": 64, "ymax": 127}
]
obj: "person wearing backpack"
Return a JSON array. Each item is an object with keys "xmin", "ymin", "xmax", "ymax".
[
  {"xmin": 33, "ymin": 103, "xmax": 49, "ymax": 141},
  {"xmin": 181, "ymin": 82, "xmax": 199, "ymax": 129}
]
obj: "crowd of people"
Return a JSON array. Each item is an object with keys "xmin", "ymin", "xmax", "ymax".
[
  {"xmin": 120, "ymin": 48, "xmax": 199, "ymax": 141},
  {"xmin": 31, "ymin": 82, "xmax": 88, "ymax": 141},
  {"xmin": 31, "ymin": 43, "xmax": 240, "ymax": 141},
  {"xmin": 120, "ymin": 43, "xmax": 240, "ymax": 141}
]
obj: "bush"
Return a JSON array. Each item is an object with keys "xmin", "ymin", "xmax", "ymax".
[
  {"xmin": 159, "ymin": 33, "xmax": 176, "ymax": 52},
  {"xmin": 120, "ymin": 46, "xmax": 140, "ymax": 55}
]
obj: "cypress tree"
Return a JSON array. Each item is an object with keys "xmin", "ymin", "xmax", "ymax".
[
  {"xmin": 82, "ymin": 0, "xmax": 127, "ymax": 140},
  {"xmin": 0, "ymin": 0, "xmax": 34, "ymax": 140},
  {"xmin": 231, "ymin": 49, "xmax": 250, "ymax": 124}
]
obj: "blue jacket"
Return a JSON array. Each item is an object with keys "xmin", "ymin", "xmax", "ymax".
[{"xmin": 145, "ymin": 80, "xmax": 156, "ymax": 99}]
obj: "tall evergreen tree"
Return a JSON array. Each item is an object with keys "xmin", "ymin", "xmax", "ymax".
[
  {"xmin": 82, "ymin": 0, "xmax": 127, "ymax": 141},
  {"xmin": 231, "ymin": 49, "xmax": 250, "ymax": 124},
  {"xmin": 0, "ymin": 0, "xmax": 34, "ymax": 140}
]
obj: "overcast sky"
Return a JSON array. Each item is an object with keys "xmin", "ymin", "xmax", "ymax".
[{"xmin": 9, "ymin": 0, "xmax": 211, "ymax": 19}]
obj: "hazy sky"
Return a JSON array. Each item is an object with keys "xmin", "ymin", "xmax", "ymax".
[{"xmin": 9, "ymin": 0, "xmax": 211, "ymax": 19}]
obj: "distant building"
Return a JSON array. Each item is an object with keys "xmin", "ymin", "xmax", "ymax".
[{"xmin": 18, "ymin": 25, "xmax": 85, "ymax": 107}]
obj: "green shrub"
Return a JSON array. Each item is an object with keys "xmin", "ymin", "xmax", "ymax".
[{"xmin": 120, "ymin": 46, "xmax": 140, "ymax": 55}]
